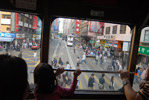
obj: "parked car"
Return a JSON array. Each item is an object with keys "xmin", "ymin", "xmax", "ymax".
[{"xmin": 31, "ymin": 45, "xmax": 39, "ymax": 50}]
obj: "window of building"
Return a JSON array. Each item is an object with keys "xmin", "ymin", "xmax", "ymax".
[
  {"xmin": 106, "ymin": 27, "xmax": 110, "ymax": 34},
  {"xmin": 144, "ymin": 30, "xmax": 149, "ymax": 41},
  {"xmin": 19, "ymin": 14, "xmax": 23, "ymax": 22},
  {"xmin": 6, "ymin": 27, "xmax": 10, "ymax": 31},
  {"xmin": 120, "ymin": 25, "xmax": 126, "ymax": 34},
  {"xmin": 2, "ymin": 14, "xmax": 11, "ymax": 19},
  {"xmin": 112, "ymin": 25, "xmax": 117, "ymax": 34}
]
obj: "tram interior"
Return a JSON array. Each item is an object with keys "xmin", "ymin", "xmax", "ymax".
[{"xmin": 0, "ymin": 0, "xmax": 149, "ymax": 100}]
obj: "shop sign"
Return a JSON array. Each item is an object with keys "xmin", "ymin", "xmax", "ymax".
[
  {"xmin": 138, "ymin": 46, "xmax": 149, "ymax": 55},
  {"xmin": 0, "ymin": 33, "xmax": 16, "ymax": 38},
  {"xmin": 16, "ymin": 34, "xmax": 25, "ymax": 39},
  {"xmin": 123, "ymin": 42, "xmax": 129, "ymax": 51},
  {"xmin": 100, "ymin": 40, "xmax": 105, "ymax": 45}
]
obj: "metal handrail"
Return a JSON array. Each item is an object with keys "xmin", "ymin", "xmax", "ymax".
[{"xmin": 53, "ymin": 68, "xmax": 134, "ymax": 74}]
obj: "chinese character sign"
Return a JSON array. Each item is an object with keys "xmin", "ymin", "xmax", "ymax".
[
  {"xmin": 138, "ymin": 46, "xmax": 149, "ymax": 55},
  {"xmin": 75, "ymin": 20, "xmax": 81, "ymax": 34}
]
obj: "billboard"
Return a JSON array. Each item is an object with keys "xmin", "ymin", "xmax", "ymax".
[
  {"xmin": 36, "ymin": 17, "xmax": 42, "ymax": 34},
  {"xmin": 54, "ymin": 19, "xmax": 59, "ymax": 31},
  {"xmin": 89, "ymin": 21, "xmax": 104, "ymax": 35}
]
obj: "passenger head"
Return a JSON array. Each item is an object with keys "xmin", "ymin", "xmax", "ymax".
[
  {"xmin": 91, "ymin": 73, "xmax": 94, "ymax": 78},
  {"xmin": 102, "ymin": 73, "xmax": 105, "ymax": 77},
  {"xmin": 34, "ymin": 63, "xmax": 57, "ymax": 94},
  {"xmin": 0, "ymin": 54, "xmax": 28, "ymax": 100}
]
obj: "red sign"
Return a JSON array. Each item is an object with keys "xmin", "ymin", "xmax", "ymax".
[
  {"xmin": 75, "ymin": 20, "xmax": 81, "ymax": 34},
  {"xmin": 32, "ymin": 16, "xmax": 37, "ymax": 29},
  {"xmin": 15, "ymin": 13, "xmax": 19, "ymax": 32}
]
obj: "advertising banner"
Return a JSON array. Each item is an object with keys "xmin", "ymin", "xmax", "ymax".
[
  {"xmin": 15, "ymin": 13, "xmax": 19, "ymax": 32},
  {"xmin": 75, "ymin": 20, "xmax": 81, "ymax": 34},
  {"xmin": 32, "ymin": 16, "xmax": 37, "ymax": 29}
]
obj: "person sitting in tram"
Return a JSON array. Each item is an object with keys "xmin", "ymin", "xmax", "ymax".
[
  {"xmin": 119, "ymin": 66, "xmax": 149, "ymax": 100},
  {"xmin": 34, "ymin": 63, "xmax": 81, "ymax": 100},
  {"xmin": 0, "ymin": 54, "xmax": 29, "ymax": 100}
]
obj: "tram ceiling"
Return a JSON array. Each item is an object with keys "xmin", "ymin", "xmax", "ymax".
[{"xmin": 0, "ymin": 0, "xmax": 149, "ymax": 26}]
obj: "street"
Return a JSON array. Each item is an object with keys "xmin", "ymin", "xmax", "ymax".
[
  {"xmin": 48, "ymin": 39, "xmax": 140, "ymax": 91},
  {"xmin": 0, "ymin": 38, "xmax": 140, "ymax": 91}
]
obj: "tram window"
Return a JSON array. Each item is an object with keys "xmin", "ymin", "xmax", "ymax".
[
  {"xmin": 49, "ymin": 18, "xmax": 132, "ymax": 91},
  {"xmin": 133, "ymin": 27, "xmax": 149, "ymax": 91},
  {"xmin": 0, "ymin": 11, "xmax": 42, "ymax": 91},
  {"xmin": 55, "ymin": 71, "xmax": 123, "ymax": 91}
]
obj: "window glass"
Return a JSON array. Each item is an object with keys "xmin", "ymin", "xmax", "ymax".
[
  {"xmin": 49, "ymin": 18, "xmax": 132, "ymax": 91},
  {"xmin": 0, "ymin": 11, "xmax": 42, "ymax": 91},
  {"xmin": 112, "ymin": 25, "xmax": 117, "ymax": 34},
  {"xmin": 133, "ymin": 27, "xmax": 149, "ymax": 91},
  {"xmin": 120, "ymin": 25, "xmax": 126, "ymax": 34}
]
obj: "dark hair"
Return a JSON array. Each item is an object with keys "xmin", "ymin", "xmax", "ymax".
[
  {"xmin": 102, "ymin": 73, "xmax": 105, "ymax": 77},
  {"xmin": 34, "ymin": 63, "xmax": 57, "ymax": 94},
  {"xmin": 91, "ymin": 73, "xmax": 94, "ymax": 76},
  {"xmin": 0, "ymin": 54, "xmax": 28, "ymax": 100}
]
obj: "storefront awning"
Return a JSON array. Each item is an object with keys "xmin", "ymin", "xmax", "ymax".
[{"xmin": 0, "ymin": 37, "xmax": 14, "ymax": 42}]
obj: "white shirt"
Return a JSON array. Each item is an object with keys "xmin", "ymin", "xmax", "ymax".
[
  {"xmin": 66, "ymin": 64, "xmax": 70, "ymax": 69},
  {"xmin": 82, "ymin": 54, "xmax": 86, "ymax": 60},
  {"xmin": 34, "ymin": 52, "xmax": 37, "ymax": 57}
]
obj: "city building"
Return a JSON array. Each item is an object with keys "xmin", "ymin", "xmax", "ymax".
[{"xmin": 138, "ymin": 27, "xmax": 149, "ymax": 67}]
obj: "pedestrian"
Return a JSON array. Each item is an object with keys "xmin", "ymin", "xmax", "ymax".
[
  {"xmin": 138, "ymin": 67, "xmax": 143, "ymax": 81},
  {"xmin": 34, "ymin": 51, "xmax": 37, "ymax": 61},
  {"xmin": 66, "ymin": 61, "xmax": 70, "ymax": 69},
  {"xmin": 18, "ymin": 51, "xmax": 22, "ymax": 58},
  {"xmin": 88, "ymin": 74, "xmax": 95, "ymax": 89},
  {"xmin": 95, "ymin": 54, "xmax": 98, "ymax": 65},
  {"xmin": 134, "ymin": 69, "xmax": 138, "ymax": 84},
  {"xmin": 80, "ymin": 53, "xmax": 87, "ymax": 64},
  {"xmin": 51, "ymin": 61, "xmax": 53, "ymax": 67},
  {"xmin": 58, "ymin": 57, "xmax": 63, "ymax": 67},
  {"xmin": 112, "ymin": 58, "xmax": 116, "ymax": 71},
  {"xmin": 74, "ymin": 46, "xmax": 75, "ymax": 53},
  {"xmin": 109, "ymin": 76, "xmax": 114, "ymax": 90},
  {"xmin": 76, "ymin": 57, "xmax": 80, "ymax": 67},
  {"xmin": 53, "ymin": 58, "xmax": 57, "ymax": 68},
  {"xmin": 99, "ymin": 73, "xmax": 105, "ymax": 89},
  {"xmin": 99, "ymin": 53, "xmax": 103, "ymax": 65},
  {"xmin": 34, "ymin": 63, "xmax": 81, "ymax": 100},
  {"xmin": 103, "ymin": 55, "xmax": 107, "ymax": 64}
]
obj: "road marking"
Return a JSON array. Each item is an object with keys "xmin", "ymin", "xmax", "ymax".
[
  {"xmin": 52, "ymin": 41, "xmax": 60, "ymax": 60},
  {"xmin": 79, "ymin": 80, "xmax": 83, "ymax": 89},
  {"xmin": 84, "ymin": 74, "xmax": 89, "ymax": 81},
  {"xmin": 34, "ymin": 60, "xmax": 40, "ymax": 67},
  {"xmin": 23, "ymin": 57, "xmax": 37, "ymax": 63}
]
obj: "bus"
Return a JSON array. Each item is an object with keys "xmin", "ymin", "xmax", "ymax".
[{"xmin": 67, "ymin": 34, "xmax": 74, "ymax": 46}]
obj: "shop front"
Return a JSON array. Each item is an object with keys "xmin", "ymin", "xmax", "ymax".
[
  {"xmin": 138, "ymin": 46, "xmax": 149, "ymax": 68},
  {"xmin": 0, "ymin": 33, "xmax": 16, "ymax": 48}
]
